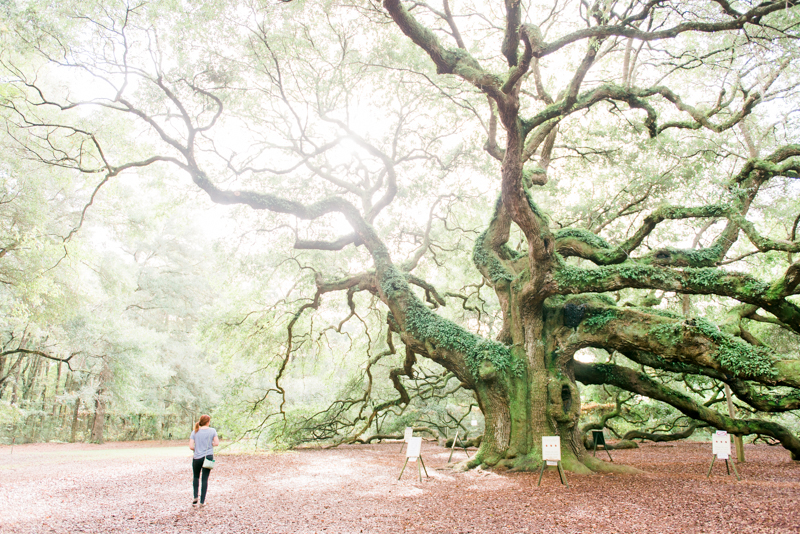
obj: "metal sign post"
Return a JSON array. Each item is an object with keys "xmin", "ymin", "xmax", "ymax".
[
  {"xmin": 707, "ymin": 431, "xmax": 741, "ymax": 481},
  {"xmin": 591, "ymin": 429, "xmax": 613, "ymax": 461},
  {"xmin": 537, "ymin": 436, "xmax": 569, "ymax": 488},
  {"xmin": 398, "ymin": 437, "xmax": 429, "ymax": 482}
]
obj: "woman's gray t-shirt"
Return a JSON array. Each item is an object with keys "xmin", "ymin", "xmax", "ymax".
[{"xmin": 190, "ymin": 427, "xmax": 218, "ymax": 459}]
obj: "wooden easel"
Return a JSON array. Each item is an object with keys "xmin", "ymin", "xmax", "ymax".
[
  {"xmin": 537, "ymin": 460, "xmax": 569, "ymax": 487},
  {"xmin": 708, "ymin": 430, "xmax": 741, "ymax": 481},
  {"xmin": 538, "ymin": 436, "xmax": 569, "ymax": 488},
  {"xmin": 398, "ymin": 437, "xmax": 429, "ymax": 482},
  {"xmin": 707, "ymin": 455, "xmax": 741, "ymax": 481},
  {"xmin": 448, "ymin": 429, "xmax": 470, "ymax": 462}
]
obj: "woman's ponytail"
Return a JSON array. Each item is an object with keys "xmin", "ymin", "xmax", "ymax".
[{"xmin": 195, "ymin": 414, "xmax": 211, "ymax": 432}]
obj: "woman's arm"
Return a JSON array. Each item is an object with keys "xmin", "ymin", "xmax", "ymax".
[
  {"xmin": 212, "ymin": 435, "xmax": 220, "ymax": 447},
  {"xmin": 189, "ymin": 438, "xmax": 195, "ymax": 450}
]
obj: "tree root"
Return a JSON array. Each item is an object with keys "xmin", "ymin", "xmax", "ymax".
[{"xmin": 450, "ymin": 449, "xmax": 641, "ymax": 474}]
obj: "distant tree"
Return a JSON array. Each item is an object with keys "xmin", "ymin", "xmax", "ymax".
[
  {"xmin": 0, "ymin": 37, "xmax": 221, "ymax": 441},
  {"xmin": 3, "ymin": 0, "xmax": 800, "ymax": 471}
]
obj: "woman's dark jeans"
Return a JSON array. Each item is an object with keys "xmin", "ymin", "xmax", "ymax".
[{"xmin": 192, "ymin": 455, "xmax": 213, "ymax": 503}]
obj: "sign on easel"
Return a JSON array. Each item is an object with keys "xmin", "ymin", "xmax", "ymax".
[
  {"xmin": 538, "ymin": 436, "xmax": 569, "ymax": 488},
  {"xmin": 542, "ymin": 436, "xmax": 561, "ymax": 465},
  {"xmin": 713, "ymin": 431, "xmax": 730, "ymax": 460},
  {"xmin": 707, "ymin": 430, "xmax": 740, "ymax": 481},
  {"xmin": 407, "ymin": 436, "xmax": 421, "ymax": 459},
  {"xmin": 398, "ymin": 437, "xmax": 429, "ymax": 482}
]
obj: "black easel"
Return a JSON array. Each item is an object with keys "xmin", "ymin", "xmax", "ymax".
[{"xmin": 591, "ymin": 430, "xmax": 613, "ymax": 461}]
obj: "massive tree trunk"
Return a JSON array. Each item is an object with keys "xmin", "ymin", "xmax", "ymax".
[
  {"xmin": 470, "ymin": 331, "xmax": 587, "ymax": 471},
  {"xmin": 382, "ymin": 247, "xmax": 631, "ymax": 472},
  {"xmin": 452, "ymin": 293, "xmax": 630, "ymax": 473}
]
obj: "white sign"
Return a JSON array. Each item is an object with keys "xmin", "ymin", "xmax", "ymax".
[
  {"xmin": 542, "ymin": 436, "xmax": 561, "ymax": 463},
  {"xmin": 406, "ymin": 436, "xmax": 422, "ymax": 459},
  {"xmin": 403, "ymin": 427, "xmax": 413, "ymax": 443},
  {"xmin": 471, "ymin": 419, "xmax": 478, "ymax": 427},
  {"xmin": 713, "ymin": 431, "xmax": 730, "ymax": 460}
]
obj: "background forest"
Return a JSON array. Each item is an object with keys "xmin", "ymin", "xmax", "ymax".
[{"xmin": 1, "ymin": 0, "xmax": 799, "ymax": 466}]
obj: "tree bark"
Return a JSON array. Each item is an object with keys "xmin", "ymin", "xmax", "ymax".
[
  {"xmin": 70, "ymin": 398, "xmax": 81, "ymax": 443},
  {"xmin": 90, "ymin": 364, "xmax": 112, "ymax": 444},
  {"xmin": 89, "ymin": 397, "xmax": 106, "ymax": 444},
  {"xmin": 52, "ymin": 362, "xmax": 63, "ymax": 416},
  {"xmin": 724, "ymin": 385, "xmax": 746, "ymax": 462}
]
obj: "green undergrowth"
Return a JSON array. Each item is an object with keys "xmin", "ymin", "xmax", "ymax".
[
  {"xmin": 381, "ymin": 265, "xmax": 410, "ymax": 297},
  {"xmin": 683, "ymin": 243, "xmax": 724, "ymax": 266},
  {"xmin": 471, "ymin": 197, "xmax": 525, "ymax": 284},
  {"xmin": 649, "ymin": 322, "xmax": 684, "ymax": 346},
  {"xmin": 555, "ymin": 261, "xmax": 771, "ymax": 300},
  {"xmin": 548, "ymin": 294, "xmax": 619, "ymax": 332},
  {"xmin": 660, "ymin": 204, "xmax": 730, "ymax": 219},
  {"xmin": 643, "ymin": 243, "xmax": 725, "ymax": 268},
  {"xmin": 693, "ymin": 317, "xmax": 777, "ymax": 378},
  {"xmin": 581, "ymin": 308, "xmax": 619, "ymax": 333},
  {"xmin": 681, "ymin": 267, "xmax": 768, "ymax": 296}
]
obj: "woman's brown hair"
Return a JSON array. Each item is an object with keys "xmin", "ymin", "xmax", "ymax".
[{"xmin": 194, "ymin": 414, "xmax": 211, "ymax": 432}]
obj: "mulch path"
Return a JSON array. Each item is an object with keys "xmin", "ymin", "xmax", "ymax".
[{"xmin": 1, "ymin": 440, "xmax": 798, "ymax": 533}]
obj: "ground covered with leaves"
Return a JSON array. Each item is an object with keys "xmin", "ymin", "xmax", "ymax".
[{"xmin": 1, "ymin": 439, "xmax": 798, "ymax": 533}]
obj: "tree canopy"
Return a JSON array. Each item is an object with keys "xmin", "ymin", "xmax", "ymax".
[{"xmin": 1, "ymin": 0, "xmax": 799, "ymax": 470}]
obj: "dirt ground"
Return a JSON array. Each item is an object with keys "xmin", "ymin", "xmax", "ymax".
[{"xmin": 1, "ymin": 439, "xmax": 799, "ymax": 534}]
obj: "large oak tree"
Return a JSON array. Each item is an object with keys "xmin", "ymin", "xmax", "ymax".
[{"xmin": 3, "ymin": 0, "xmax": 800, "ymax": 471}]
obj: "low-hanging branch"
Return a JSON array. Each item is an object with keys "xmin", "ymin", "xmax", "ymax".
[
  {"xmin": 0, "ymin": 349, "xmax": 80, "ymax": 385},
  {"xmin": 728, "ymin": 380, "xmax": 800, "ymax": 413},
  {"xmin": 574, "ymin": 361, "xmax": 800, "ymax": 459},
  {"xmin": 621, "ymin": 422, "xmax": 709, "ymax": 443},
  {"xmin": 561, "ymin": 304, "xmax": 799, "ymax": 387}
]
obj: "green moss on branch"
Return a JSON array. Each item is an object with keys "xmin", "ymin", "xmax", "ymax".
[
  {"xmin": 405, "ymin": 298, "xmax": 522, "ymax": 377},
  {"xmin": 582, "ymin": 308, "xmax": 619, "ymax": 333},
  {"xmin": 692, "ymin": 318, "xmax": 777, "ymax": 378},
  {"xmin": 646, "ymin": 318, "xmax": 777, "ymax": 378},
  {"xmin": 472, "ymin": 230, "xmax": 517, "ymax": 283},
  {"xmin": 381, "ymin": 265, "xmax": 521, "ymax": 378},
  {"xmin": 555, "ymin": 228, "xmax": 611, "ymax": 250}
]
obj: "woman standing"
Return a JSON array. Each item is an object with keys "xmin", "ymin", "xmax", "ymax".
[{"xmin": 189, "ymin": 414, "xmax": 219, "ymax": 507}]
